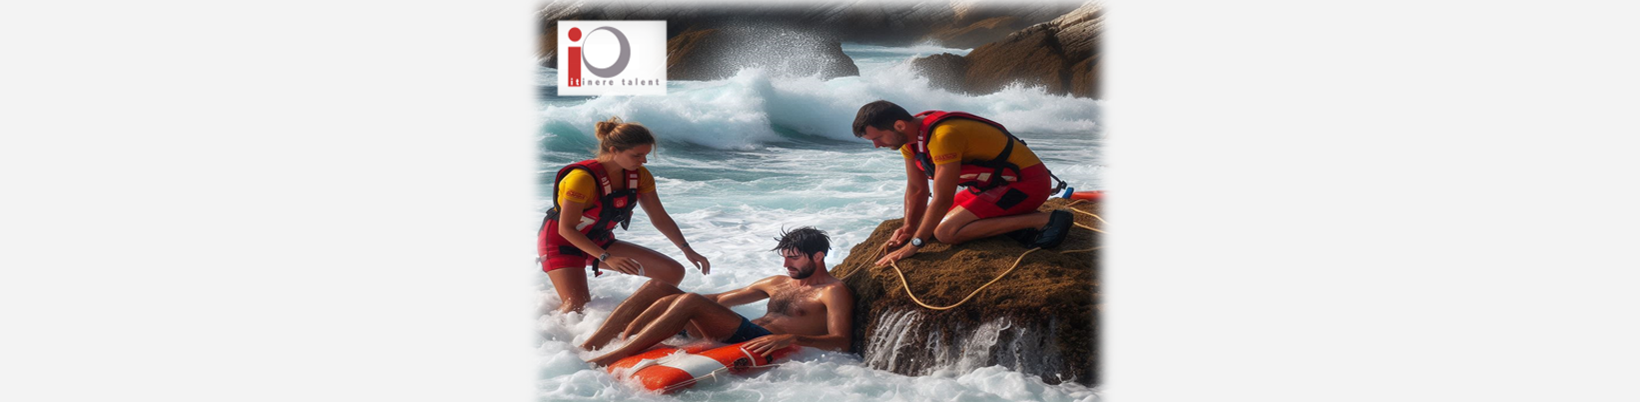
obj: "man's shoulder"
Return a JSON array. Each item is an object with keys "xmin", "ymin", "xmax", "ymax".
[
  {"xmin": 820, "ymin": 278, "xmax": 853, "ymax": 297},
  {"xmin": 754, "ymin": 275, "xmax": 788, "ymax": 287},
  {"xmin": 933, "ymin": 118, "xmax": 1004, "ymax": 138}
]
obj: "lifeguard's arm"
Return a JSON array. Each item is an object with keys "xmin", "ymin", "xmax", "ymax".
[
  {"xmin": 742, "ymin": 284, "xmax": 854, "ymax": 354},
  {"xmin": 638, "ymin": 191, "xmax": 711, "ymax": 273},
  {"xmin": 912, "ymin": 161, "xmax": 961, "ymax": 243},
  {"xmin": 636, "ymin": 191, "xmax": 688, "ymax": 249},
  {"xmin": 554, "ymin": 198, "xmax": 610, "ymax": 258},
  {"xmin": 892, "ymin": 156, "xmax": 930, "ymax": 247},
  {"xmin": 702, "ymin": 276, "xmax": 776, "ymax": 307}
]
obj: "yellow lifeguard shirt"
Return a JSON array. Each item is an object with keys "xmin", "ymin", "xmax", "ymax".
[
  {"xmin": 898, "ymin": 118, "xmax": 1042, "ymax": 170},
  {"xmin": 556, "ymin": 166, "xmax": 656, "ymax": 205}
]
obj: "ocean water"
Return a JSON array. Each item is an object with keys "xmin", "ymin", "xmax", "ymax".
[{"xmin": 535, "ymin": 41, "xmax": 1104, "ymax": 401}]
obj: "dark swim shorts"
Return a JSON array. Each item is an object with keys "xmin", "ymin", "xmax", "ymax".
[{"xmin": 722, "ymin": 316, "xmax": 773, "ymax": 344}]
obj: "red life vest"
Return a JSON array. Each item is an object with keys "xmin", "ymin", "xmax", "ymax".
[
  {"xmin": 908, "ymin": 110, "xmax": 1033, "ymax": 191},
  {"xmin": 540, "ymin": 159, "xmax": 640, "ymax": 246}
]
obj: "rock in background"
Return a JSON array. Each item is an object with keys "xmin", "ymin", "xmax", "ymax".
[
  {"xmin": 833, "ymin": 198, "xmax": 1102, "ymax": 385},
  {"xmin": 912, "ymin": 53, "xmax": 969, "ymax": 93},
  {"xmin": 536, "ymin": 0, "xmax": 1085, "ymax": 81},
  {"xmin": 665, "ymin": 25, "xmax": 858, "ymax": 81},
  {"xmin": 914, "ymin": 1, "xmax": 1104, "ymax": 98}
]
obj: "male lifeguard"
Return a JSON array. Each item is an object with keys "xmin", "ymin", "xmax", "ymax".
[{"xmin": 853, "ymin": 100, "xmax": 1073, "ymax": 266}]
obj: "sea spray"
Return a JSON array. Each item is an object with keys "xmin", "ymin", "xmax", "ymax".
[
  {"xmin": 540, "ymin": 63, "xmax": 1103, "ymax": 150},
  {"xmin": 536, "ymin": 42, "xmax": 1103, "ymax": 400}
]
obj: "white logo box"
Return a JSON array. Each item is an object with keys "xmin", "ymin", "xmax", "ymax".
[{"xmin": 557, "ymin": 20, "xmax": 668, "ymax": 96}]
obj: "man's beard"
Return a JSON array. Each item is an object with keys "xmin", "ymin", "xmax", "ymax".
[{"xmin": 789, "ymin": 262, "xmax": 817, "ymax": 279}]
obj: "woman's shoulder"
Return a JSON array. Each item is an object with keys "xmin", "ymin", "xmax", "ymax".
[{"xmin": 560, "ymin": 168, "xmax": 594, "ymax": 181}]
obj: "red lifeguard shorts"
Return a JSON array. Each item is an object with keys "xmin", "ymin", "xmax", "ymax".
[
  {"xmin": 951, "ymin": 164, "xmax": 1051, "ymax": 219},
  {"xmin": 538, "ymin": 222, "xmax": 616, "ymax": 273}
]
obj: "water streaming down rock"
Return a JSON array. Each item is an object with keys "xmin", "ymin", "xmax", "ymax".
[
  {"xmin": 838, "ymin": 198, "xmax": 1101, "ymax": 385},
  {"xmin": 863, "ymin": 310, "xmax": 1083, "ymax": 383}
]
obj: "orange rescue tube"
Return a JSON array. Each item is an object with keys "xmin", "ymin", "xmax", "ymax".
[
  {"xmin": 1069, "ymin": 190, "xmax": 1103, "ymax": 201},
  {"xmin": 607, "ymin": 341, "xmax": 801, "ymax": 394}
]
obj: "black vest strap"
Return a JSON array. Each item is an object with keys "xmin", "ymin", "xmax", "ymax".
[{"xmin": 540, "ymin": 161, "xmax": 640, "ymax": 241}]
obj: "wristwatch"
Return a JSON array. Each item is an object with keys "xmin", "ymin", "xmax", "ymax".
[
  {"xmin": 590, "ymin": 252, "xmax": 610, "ymax": 276},
  {"xmin": 910, "ymin": 237, "xmax": 925, "ymax": 248}
]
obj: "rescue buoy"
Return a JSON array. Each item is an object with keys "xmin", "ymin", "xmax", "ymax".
[
  {"xmin": 606, "ymin": 341, "xmax": 801, "ymax": 393},
  {"xmin": 1069, "ymin": 190, "xmax": 1103, "ymax": 201}
]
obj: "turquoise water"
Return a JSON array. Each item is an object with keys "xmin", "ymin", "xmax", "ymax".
[{"xmin": 535, "ymin": 41, "xmax": 1104, "ymax": 401}]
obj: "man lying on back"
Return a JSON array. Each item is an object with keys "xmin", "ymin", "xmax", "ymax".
[{"xmin": 580, "ymin": 227, "xmax": 854, "ymax": 366}]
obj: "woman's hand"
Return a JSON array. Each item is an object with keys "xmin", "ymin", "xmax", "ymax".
[
  {"xmin": 603, "ymin": 255, "xmax": 644, "ymax": 276},
  {"xmin": 684, "ymin": 248, "xmax": 711, "ymax": 275}
]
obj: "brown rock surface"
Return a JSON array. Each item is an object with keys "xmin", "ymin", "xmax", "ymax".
[
  {"xmin": 535, "ymin": 0, "xmax": 1082, "ymax": 65},
  {"xmin": 834, "ymin": 197, "xmax": 1102, "ymax": 385},
  {"xmin": 923, "ymin": 15, "xmax": 1023, "ymax": 49},
  {"xmin": 911, "ymin": 53, "xmax": 969, "ymax": 93},
  {"xmin": 963, "ymin": 24, "xmax": 1076, "ymax": 95},
  {"xmin": 911, "ymin": 1, "xmax": 1103, "ymax": 98},
  {"xmin": 1052, "ymin": 1, "xmax": 1103, "ymax": 98}
]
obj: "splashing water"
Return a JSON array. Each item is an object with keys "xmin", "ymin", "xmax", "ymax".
[{"xmin": 535, "ymin": 42, "xmax": 1103, "ymax": 401}]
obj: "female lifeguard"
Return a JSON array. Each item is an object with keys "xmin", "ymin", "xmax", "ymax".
[{"xmin": 539, "ymin": 117, "xmax": 709, "ymax": 313}]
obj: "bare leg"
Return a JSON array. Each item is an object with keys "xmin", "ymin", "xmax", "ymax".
[
  {"xmin": 603, "ymin": 241, "xmax": 687, "ymax": 286},
  {"xmin": 621, "ymin": 294, "xmax": 683, "ymax": 339},
  {"xmin": 934, "ymin": 207, "xmax": 1052, "ymax": 245},
  {"xmin": 587, "ymin": 293, "xmax": 745, "ymax": 366},
  {"xmin": 578, "ymin": 280, "xmax": 684, "ymax": 350},
  {"xmin": 622, "ymin": 294, "xmax": 708, "ymax": 339},
  {"xmin": 545, "ymin": 267, "xmax": 591, "ymax": 314}
]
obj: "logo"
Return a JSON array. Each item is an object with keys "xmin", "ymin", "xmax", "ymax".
[{"xmin": 558, "ymin": 21, "xmax": 666, "ymax": 96}]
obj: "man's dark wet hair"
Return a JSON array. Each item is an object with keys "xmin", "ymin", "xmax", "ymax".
[
  {"xmin": 852, "ymin": 100, "xmax": 914, "ymax": 137},
  {"xmin": 771, "ymin": 226, "xmax": 831, "ymax": 260}
]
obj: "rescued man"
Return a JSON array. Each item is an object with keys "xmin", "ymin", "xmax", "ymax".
[{"xmin": 581, "ymin": 227, "xmax": 853, "ymax": 366}]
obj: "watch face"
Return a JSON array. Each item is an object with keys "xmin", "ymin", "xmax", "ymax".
[{"xmin": 911, "ymin": 237, "xmax": 924, "ymax": 247}]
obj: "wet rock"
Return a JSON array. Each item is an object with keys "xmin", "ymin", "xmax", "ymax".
[
  {"xmin": 835, "ymin": 198, "xmax": 1102, "ymax": 385},
  {"xmin": 911, "ymin": 1, "xmax": 1103, "ymax": 98},
  {"xmin": 911, "ymin": 53, "xmax": 969, "ymax": 93},
  {"xmin": 963, "ymin": 24, "xmax": 1077, "ymax": 95},
  {"xmin": 923, "ymin": 16, "xmax": 1023, "ymax": 50},
  {"xmin": 535, "ymin": 0, "xmax": 1080, "ymax": 65}
]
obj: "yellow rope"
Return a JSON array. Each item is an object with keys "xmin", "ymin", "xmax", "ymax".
[
  {"xmin": 835, "ymin": 201, "xmax": 1105, "ymax": 308},
  {"xmin": 1065, "ymin": 199, "xmax": 1108, "ymax": 225},
  {"xmin": 1076, "ymin": 222, "xmax": 1104, "ymax": 233},
  {"xmin": 887, "ymin": 245, "xmax": 1101, "ymax": 310},
  {"xmin": 887, "ymin": 247, "xmax": 1040, "ymax": 310}
]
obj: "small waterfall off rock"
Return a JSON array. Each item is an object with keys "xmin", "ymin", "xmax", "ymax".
[{"xmin": 837, "ymin": 198, "xmax": 1101, "ymax": 385}]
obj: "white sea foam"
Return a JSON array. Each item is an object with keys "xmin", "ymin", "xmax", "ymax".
[
  {"xmin": 534, "ymin": 43, "xmax": 1103, "ymax": 401},
  {"xmin": 539, "ymin": 45, "xmax": 1104, "ymax": 150}
]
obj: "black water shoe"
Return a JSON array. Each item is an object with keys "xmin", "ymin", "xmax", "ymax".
[{"xmin": 1030, "ymin": 210, "xmax": 1074, "ymax": 249}]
